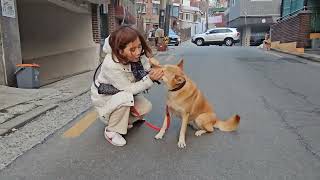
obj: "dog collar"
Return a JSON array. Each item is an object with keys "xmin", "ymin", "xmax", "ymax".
[{"xmin": 169, "ymin": 80, "xmax": 186, "ymax": 92}]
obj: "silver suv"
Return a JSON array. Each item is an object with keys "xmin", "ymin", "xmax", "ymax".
[{"xmin": 191, "ymin": 28, "xmax": 240, "ymax": 46}]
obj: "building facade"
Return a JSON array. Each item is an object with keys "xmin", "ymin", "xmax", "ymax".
[
  {"xmin": 180, "ymin": 5, "xmax": 203, "ymax": 36},
  {"xmin": 0, "ymin": 0, "xmax": 137, "ymax": 87},
  {"xmin": 227, "ymin": 0, "xmax": 282, "ymax": 46},
  {"xmin": 136, "ymin": 0, "xmax": 180, "ymax": 34},
  {"xmin": 271, "ymin": 0, "xmax": 320, "ymax": 52}
]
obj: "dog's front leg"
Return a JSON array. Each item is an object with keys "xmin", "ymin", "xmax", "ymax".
[
  {"xmin": 178, "ymin": 113, "xmax": 189, "ymax": 148},
  {"xmin": 155, "ymin": 113, "xmax": 169, "ymax": 139}
]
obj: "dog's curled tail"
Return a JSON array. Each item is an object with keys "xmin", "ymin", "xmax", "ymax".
[{"xmin": 214, "ymin": 114, "xmax": 240, "ymax": 132}]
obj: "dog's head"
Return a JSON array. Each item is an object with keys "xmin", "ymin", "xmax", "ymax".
[{"xmin": 150, "ymin": 59, "xmax": 186, "ymax": 91}]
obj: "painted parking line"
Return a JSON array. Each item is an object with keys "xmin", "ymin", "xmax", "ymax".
[{"xmin": 63, "ymin": 111, "xmax": 97, "ymax": 138}]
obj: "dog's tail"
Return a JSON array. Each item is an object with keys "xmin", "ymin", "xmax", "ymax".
[{"xmin": 214, "ymin": 114, "xmax": 240, "ymax": 132}]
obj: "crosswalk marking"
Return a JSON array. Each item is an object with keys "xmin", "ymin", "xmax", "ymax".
[{"xmin": 63, "ymin": 111, "xmax": 97, "ymax": 138}]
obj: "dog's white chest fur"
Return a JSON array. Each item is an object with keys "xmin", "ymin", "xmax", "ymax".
[{"xmin": 166, "ymin": 100, "xmax": 185, "ymax": 118}]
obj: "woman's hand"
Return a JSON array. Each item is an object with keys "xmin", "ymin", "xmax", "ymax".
[{"xmin": 149, "ymin": 68, "xmax": 164, "ymax": 81}]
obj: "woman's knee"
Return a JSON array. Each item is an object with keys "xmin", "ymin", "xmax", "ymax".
[
  {"xmin": 144, "ymin": 100, "xmax": 152, "ymax": 114},
  {"xmin": 136, "ymin": 100, "xmax": 152, "ymax": 115}
]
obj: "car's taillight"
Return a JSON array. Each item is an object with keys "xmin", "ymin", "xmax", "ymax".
[{"xmin": 237, "ymin": 32, "xmax": 240, "ymax": 36}]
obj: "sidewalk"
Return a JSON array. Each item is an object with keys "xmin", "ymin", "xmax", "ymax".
[
  {"xmin": 0, "ymin": 45, "xmax": 179, "ymax": 136},
  {"xmin": 271, "ymin": 48, "xmax": 320, "ymax": 63},
  {"xmin": 0, "ymin": 72, "xmax": 93, "ymax": 135}
]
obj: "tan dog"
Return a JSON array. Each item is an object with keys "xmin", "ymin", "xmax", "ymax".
[{"xmin": 153, "ymin": 59, "xmax": 240, "ymax": 148}]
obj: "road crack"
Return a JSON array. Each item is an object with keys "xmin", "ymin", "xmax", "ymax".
[{"xmin": 260, "ymin": 96, "xmax": 320, "ymax": 161}]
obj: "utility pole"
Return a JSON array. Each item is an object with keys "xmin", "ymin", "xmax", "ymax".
[
  {"xmin": 200, "ymin": 0, "xmax": 209, "ymax": 31},
  {"xmin": 164, "ymin": 0, "xmax": 172, "ymax": 36},
  {"xmin": 206, "ymin": 0, "xmax": 209, "ymax": 31},
  {"xmin": 159, "ymin": 0, "xmax": 166, "ymax": 29}
]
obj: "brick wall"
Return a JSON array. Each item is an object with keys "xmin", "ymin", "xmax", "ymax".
[
  {"xmin": 108, "ymin": 5, "xmax": 120, "ymax": 33},
  {"xmin": 91, "ymin": 4, "xmax": 100, "ymax": 43},
  {"xmin": 271, "ymin": 11, "xmax": 311, "ymax": 48},
  {"xmin": 178, "ymin": 27, "xmax": 191, "ymax": 42}
]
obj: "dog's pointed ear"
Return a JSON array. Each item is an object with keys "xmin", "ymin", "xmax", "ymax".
[
  {"xmin": 149, "ymin": 58, "xmax": 162, "ymax": 68},
  {"xmin": 177, "ymin": 59, "xmax": 184, "ymax": 71}
]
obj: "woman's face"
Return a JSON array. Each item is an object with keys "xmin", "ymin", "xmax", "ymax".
[{"xmin": 121, "ymin": 37, "xmax": 142, "ymax": 62}]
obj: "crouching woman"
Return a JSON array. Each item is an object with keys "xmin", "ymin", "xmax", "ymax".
[{"xmin": 91, "ymin": 26, "xmax": 163, "ymax": 147}]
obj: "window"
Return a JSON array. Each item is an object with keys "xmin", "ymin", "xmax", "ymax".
[
  {"xmin": 209, "ymin": 29, "xmax": 231, "ymax": 34},
  {"xmin": 185, "ymin": 13, "xmax": 191, "ymax": 21},
  {"xmin": 171, "ymin": 6, "xmax": 179, "ymax": 17},
  {"xmin": 152, "ymin": 4, "xmax": 159, "ymax": 15},
  {"xmin": 282, "ymin": 0, "xmax": 304, "ymax": 17},
  {"xmin": 218, "ymin": 29, "xmax": 233, "ymax": 33},
  {"xmin": 193, "ymin": 14, "xmax": 198, "ymax": 22},
  {"xmin": 137, "ymin": 3, "xmax": 146, "ymax": 13},
  {"xmin": 231, "ymin": 0, "xmax": 236, "ymax": 7},
  {"xmin": 209, "ymin": 30, "xmax": 218, "ymax": 34}
]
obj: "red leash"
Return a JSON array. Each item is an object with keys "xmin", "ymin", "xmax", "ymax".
[{"xmin": 130, "ymin": 106, "xmax": 170, "ymax": 131}]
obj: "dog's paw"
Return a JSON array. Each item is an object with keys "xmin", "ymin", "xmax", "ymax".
[
  {"xmin": 155, "ymin": 132, "xmax": 164, "ymax": 139},
  {"xmin": 177, "ymin": 140, "xmax": 186, "ymax": 148},
  {"xmin": 195, "ymin": 130, "xmax": 206, "ymax": 136}
]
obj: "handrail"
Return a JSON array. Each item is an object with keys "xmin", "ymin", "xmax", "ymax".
[{"xmin": 277, "ymin": 6, "xmax": 320, "ymax": 22}]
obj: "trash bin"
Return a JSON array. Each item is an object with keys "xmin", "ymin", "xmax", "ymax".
[{"xmin": 15, "ymin": 64, "xmax": 40, "ymax": 89}]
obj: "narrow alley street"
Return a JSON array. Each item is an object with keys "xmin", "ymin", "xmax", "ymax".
[{"xmin": 1, "ymin": 42, "xmax": 320, "ymax": 179}]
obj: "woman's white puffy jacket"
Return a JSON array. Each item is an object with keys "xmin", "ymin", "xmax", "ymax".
[{"xmin": 91, "ymin": 37, "xmax": 153, "ymax": 121}]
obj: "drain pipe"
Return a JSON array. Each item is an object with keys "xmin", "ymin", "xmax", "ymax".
[
  {"xmin": 0, "ymin": 27, "xmax": 8, "ymax": 85},
  {"xmin": 121, "ymin": 5, "xmax": 126, "ymax": 25}
]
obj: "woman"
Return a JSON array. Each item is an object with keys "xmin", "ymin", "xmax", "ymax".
[
  {"xmin": 91, "ymin": 26, "xmax": 163, "ymax": 147},
  {"xmin": 263, "ymin": 33, "xmax": 271, "ymax": 51}
]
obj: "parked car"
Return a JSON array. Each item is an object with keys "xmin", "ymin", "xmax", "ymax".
[
  {"xmin": 168, "ymin": 29, "xmax": 181, "ymax": 46},
  {"xmin": 191, "ymin": 27, "xmax": 240, "ymax": 46}
]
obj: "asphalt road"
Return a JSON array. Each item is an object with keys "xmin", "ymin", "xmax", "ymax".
[{"xmin": 1, "ymin": 42, "xmax": 320, "ymax": 180}]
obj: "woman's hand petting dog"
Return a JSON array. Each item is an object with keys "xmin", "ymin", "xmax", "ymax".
[{"xmin": 149, "ymin": 68, "xmax": 164, "ymax": 81}]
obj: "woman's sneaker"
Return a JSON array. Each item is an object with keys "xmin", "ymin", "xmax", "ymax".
[{"xmin": 104, "ymin": 127, "xmax": 126, "ymax": 146}]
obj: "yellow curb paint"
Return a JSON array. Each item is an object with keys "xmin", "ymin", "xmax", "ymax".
[{"xmin": 63, "ymin": 111, "xmax": 97, "ymax": 138}]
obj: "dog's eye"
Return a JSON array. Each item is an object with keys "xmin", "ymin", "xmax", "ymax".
[{"xmin": 174, "ymin": 75, "xmax": 184, "ymax": 83}]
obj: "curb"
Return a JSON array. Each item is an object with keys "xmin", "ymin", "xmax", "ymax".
[
  {"xmin": 61, "ymin": 88, "xmax": 91, "ymax": 103},
  {"xmin": 295, "ymin": 54, "xmax": 320, "ymax": 63},
  {"xmin": 0, "ymin": 104, "xmax": 58, "ymax": 136},
  {"xmin": 272, "ymin": 49, "xmax": 320, "ymax": 63},
  {"xmin": 0, "ymin": 88, "xmax": 91, "ymax": 136}
]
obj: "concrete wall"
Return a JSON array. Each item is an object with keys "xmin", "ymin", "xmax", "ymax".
[
  {"xmin": 229, "ymin": 0, "xmax": 281, "ymax": 21},
  {"xmin": 240, "ymin": 0, "xmax": 281, "ymax": 16},
  {"xmin": 17, "ymin": 0, "xmax": 99, "ymax": 85},
  {"xmin": 241, "ymin": 25, "xmax": 251, "ymax": 46},
  {"xmin": 229, "ymin": 0, "xmax": 241, "ymax": 21},
  {"xmin": 0, "ymin": 0, "xmax": 22, "ymax": 86},
  {"xmin": 0, "ymin": 25, "xmax": 5, "ymax": 85}
]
